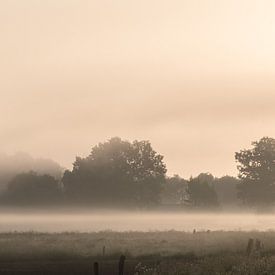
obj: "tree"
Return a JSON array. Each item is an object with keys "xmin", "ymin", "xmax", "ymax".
[
  {"xmin": 1, "ymin": 172, "xmax": 61, "ymax": 205},
  {"xmin": 186, "ymin": 173, "xmax": 219, "ymax": 208},
  {"xmin": 161, "ymin": 175, "xmax": 187, "ymax": 205},
  {"xmin": 0, "ymin": 152, "xmax": 63, "ymax": 192},
  {"xmin": 213, "ymin": 176, "xmax": 239, "ymax": 207},
  {"xmin": 62, "ymin": 137, "xmax": 167, "ymax": 206},
  {"xmin": 235, "ymin": 137, "xmax": 275, "ymax": 206}
]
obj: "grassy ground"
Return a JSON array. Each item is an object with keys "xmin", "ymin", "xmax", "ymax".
[{"xmin": 0, "ymin": 231, "xmax": 275, "ymax": 274}]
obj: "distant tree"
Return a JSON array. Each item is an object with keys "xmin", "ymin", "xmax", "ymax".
[
  {"xmin": 1, "ymin": 172, "xmax": 61, "ymax": 205},
  {"xmin": 0, "ymin": 152, "xmax": 63, "ymax": 193},
  {"xmin": 166, "ymin": 175, "xmax": 185, "ymax": 185},
  {"xmin": 186, "ymin": 173, "xmax": 219, "ymax": 208},
  {"xmin": 235, "ymin": 137, "xmax": 275, "ymax": 206},
  {"xmin": 213, "ymin": 176, "xmax": 239, "ymax": 207},
  {"xmin": 62, "ymin": 137, "xmax": 167, "ymax": 207},
  {"xmin": 161, "ymin": 175, "xmax": 187, "ymax": 205}
]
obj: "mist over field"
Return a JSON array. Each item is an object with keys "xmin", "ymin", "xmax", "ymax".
[{"xmin": 1, "ymin": 210, "xmax": 275, "ymax": 233}]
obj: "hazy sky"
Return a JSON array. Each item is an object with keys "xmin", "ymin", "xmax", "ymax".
[{"xmin": 1, "ymin": 0, "xmax": 275, "ymax": 178}]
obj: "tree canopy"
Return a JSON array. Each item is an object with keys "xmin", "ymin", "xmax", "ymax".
[
  {"xmin": 186, "ymin": 173, "xmax": 219, "ymax": 208},
  {"xmin": 213, "ymin": 176, "xmax": 239, "ymax": 207},
  {"xmin": 235, "ymin": 137, "xmax": 275, "ymax": 206},
  {"xmin": 161, "ymin": 175, "xmax": 187, "ymax": 205},
  {"xmin": 62, "ymin": 137, "xmax": 167, "ymax": 206},
  {"xmin": 2, "ymin": 172, "xmax": 61, "ymax": 205}
]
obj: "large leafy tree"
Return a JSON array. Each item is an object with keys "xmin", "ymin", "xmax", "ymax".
[
  {"xmin": 235, "ymin": 137, "xmax": 275, "ymax": 206},
  {"xmin": 62, "ymin": 137, "xmax": 167, "ymax": 206}
]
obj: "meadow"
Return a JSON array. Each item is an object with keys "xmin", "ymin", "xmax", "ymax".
[{"xmin": 0, "ymin": 231, "xmax": 275, "ymax": 274}]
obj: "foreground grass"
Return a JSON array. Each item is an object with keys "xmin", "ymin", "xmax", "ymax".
[{"xmin": 0, "ymin": 231, "xmax": 275, "ymax": 274}]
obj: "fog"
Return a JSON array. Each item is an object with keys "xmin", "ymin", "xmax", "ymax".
[
  {"xmin": 0, "ymin": 152, "xmax": 63, "ymax": 193},
  {"xmin": 1, "ymin": 211, "xmax": 275, "ymax": 232}
]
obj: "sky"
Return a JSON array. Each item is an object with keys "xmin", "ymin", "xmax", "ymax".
[{"xmin": 1, "ymin": 0, "xmax": 275, "ymax": 178}]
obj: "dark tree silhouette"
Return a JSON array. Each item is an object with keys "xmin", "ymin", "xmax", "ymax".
[
  {"xmin": 0, "ymin": 152, "xmax": 63, "ymax": 193},
  {"xmin": 162, "ymin": 174, "xmax": 239, "ymax": 208},
  {"xmin": 161, "ymin": 175, "xmax": 187, "ymax": 205},
  {"xmin": 62, "ymin": 137, "xmax": 167, "ymax": 207},
  {"xmin": 2, "ymin": 172, "xmax": 61, "ymax": 205},
  {"xmin": 235, "ymin": 137, "xmax": 275, "ymax": 206},
  {"xmin": 213, "ymin": 176, "xmax": 240, "ymax": 207},
  {"xmin": 186, "ymin": 173, "xmax": 219, "ymax": 208}
]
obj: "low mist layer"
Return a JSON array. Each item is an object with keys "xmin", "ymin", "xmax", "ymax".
[{"xmin": 0, "ymin": 211, "xmax": 274, "ymax": 232}]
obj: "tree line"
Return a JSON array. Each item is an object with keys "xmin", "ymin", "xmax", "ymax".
[{"xmin": 1, "ymin": 136, "xmax": 275, "ymax": 210}]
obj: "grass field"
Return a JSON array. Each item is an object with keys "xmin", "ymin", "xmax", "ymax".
[{"xmin": 0, "ymin": 231, "xmax": 275, "ymax": 274}]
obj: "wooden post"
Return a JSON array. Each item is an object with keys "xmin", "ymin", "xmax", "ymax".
[
  {"xmin": 246, "ymin": 238, "xmax": 254, "ymax": 256},
  {"xmin": 255, "ymin": 239, "xmax": 263, "ymax": 252},
  {"xmin": 94, "ymin": 262, "xmax": 99, "ymax": 275},
  {"xmin": 102, "ymin": 245, "xmax": 106, "ymax": 257},
  {"xmin": 118, "ymin": 255, "xmax": 126, "ymax": 275}
]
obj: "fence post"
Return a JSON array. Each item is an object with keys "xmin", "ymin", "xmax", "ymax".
[
  {"xmin": 118, "ymin": 255, "xmax": 126, "ymax": 275},
  {"xmin": 246, "ymin": 238, "xmax": 254, "ymax": 256},
  {"xmin": 255, "ymin": 239, "xmax": 261, "ymax": 251},
  {"xmin": 103, "ymin": 246, "xmax": 106, "ymax": 257},
  {"xmin": 94, "ymin": 262, "xmax": 99, "ymax": 275}
]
